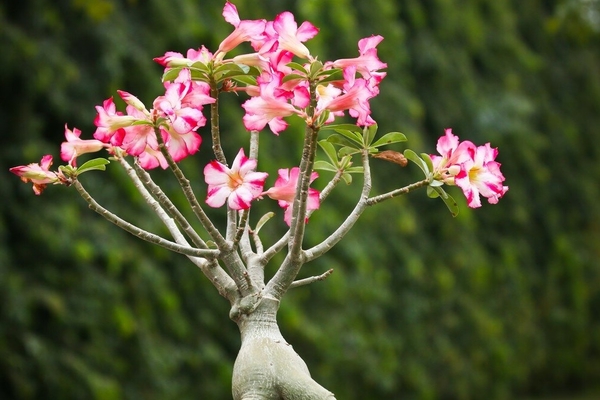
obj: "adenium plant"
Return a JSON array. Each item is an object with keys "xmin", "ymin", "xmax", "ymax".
[{"xmin": 10, "ymin": 2, "xmax": 508, "ymax": 399}]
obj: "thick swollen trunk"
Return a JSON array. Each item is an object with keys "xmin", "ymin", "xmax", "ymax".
[{"xmin": 231, "ymin": 297, "xmax": 336, "ymax": 400}]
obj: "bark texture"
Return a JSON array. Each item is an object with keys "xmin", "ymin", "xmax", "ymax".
[{"xmin": 231, "ymin": 297, "xmax": 336, "ymax": 400}]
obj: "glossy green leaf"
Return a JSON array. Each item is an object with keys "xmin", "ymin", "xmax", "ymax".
[
  {"xmin": 318, "ymin": 140, "xmax": 339, "ymax": 164},
  {"xmin": 432, "ymin": 186, "xmax": 459, "ymax": 217},
  {"xmin": 286, "ymin": 62, "xmax": 308, "ymax": 74},
  {"xmin": 363, "ymin": 123, "xmax": 378, "ymax": 146},
  {"xmin": 162, "ymin": 66, "xmax": 184, "ymax": 82},
  {"xmin": 309, "ymin": 60, "xmax": 324, "ymax": 76},
  {"xmin": 313, "ymin": 160, "xmax": 338, "ymax": 172},
  {"xmin": 326, "ymin": 133, "xmax": 362, "ymax": 149},
  {"xmin": 338, "ymin": 146, "xmax": 360, "ymax": 157},
  {"xmin": 76, "ymin": 158, "xmax": 110, "ymax": 174},
  {"xmin": 404, "ymin": 149, "xmax": 430, "ymax": 176},
  {"xmin": 420, "ymin": 152, "xmax": 434, "ymax": 173},
  {"xmin": 371, "ymin": 132, "xmax": 407, "ymax": 148},
  {"xmin": 282, "ymin": 73, "xmax": 306, "ymax": 83}
]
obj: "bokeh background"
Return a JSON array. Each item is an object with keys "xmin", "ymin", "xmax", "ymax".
[{"xmin": 2, "ymin": 0, "xmax": 600, "ymax": 399}]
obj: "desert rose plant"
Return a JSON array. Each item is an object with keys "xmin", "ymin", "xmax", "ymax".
[{"xmin": 10, "ymin": 2, "xmax": 508, "ymax": 399}]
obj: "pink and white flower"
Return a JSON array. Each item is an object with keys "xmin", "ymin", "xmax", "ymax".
[
  {"xmin": 271, "ymin": 11, "xmax": 318, "ymax": 59},
  {"xmin": 431, "ymin": 128, "xmax": 476, "ymax": 184},
  {"xmin": 455, "ymin": 143, "xmax": 509, "ymax": 208},
  {"xmin": 262, "ymin": 167, "xmax": 320, "ymax": 226},
  {"xmin": 61, "ymin": 125, "xmax": 105, "ymax": 167},
  {"xmin": 10, "ymin": 155, "xmax": 60, "ymax": 195},
  {"xmin": 315, "ymin": 67, "xmax": 377, "ymax": 126},
  {"xmin": 242, "ymin": 73, "xmax": 300, "ymax": 134},
  {"xmin": 204, "ymin": 148, "xmax": 268, "ymax": 210},
  {"xmin": 215, "ymin": 1, "xmax": 267, "ymax": 59},
  {"xmin": 431, "ymin": 129, "xmax": 508, "ymax": 208},
  {"xmin": 331, "ymin": 35, "xmax": 387, "ymax": 81}
]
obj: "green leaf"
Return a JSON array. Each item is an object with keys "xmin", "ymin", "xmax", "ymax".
[
  {"xmin": 317, "ymin": 69, "xmax": 344, "ymax": 84},
  {"xmin": 420, "ymin": 152, "xmax": 434, "ymax": 174},
  {"xmin": 432, "ymin": 186, "xmax": 459, "ymax": 217},
  {"xmin": 231, "ymin": 75, "xmax": 257, "ymax": 86},
  {"xmin": 76, "ymin": 158, "xmax": 110, "ymax": 174},
  {"xmin": 162, "ymin": 67, "xmax": 184, "ymax": 82},
  {"xmin": 318, "ymin": 140, "xmax": 339, "ymax": 164},
  {"xmin": 338, "ymin": 146, "xmax": 360, "ymax": 157},
  {"xmin": 363, "ymin": 123, "xmax": 378, "ymax": 147},
  {"xmin": 189, "ymin": 61, "xmax": 210, "ymax": 73},
  {"xmin": 341, "ymin": 172, "xmax": 353, "ymax": 184},
  {"xmin": 326, "ymin": 134, "xmax": 362, "ymax": 149},
  {"xmin": 213, "ymin": 63, "xmax": 250, "ymax": 81},
  {"xmin": 313, "ymin": 160, "xmax": 338, "ymax": 172},
  {"xmin": 427, "ymin": 185, "xmax": 440, "ymax": 198},
  {"xmin": 282, "ymin": 73, "xmax": 306, "ymax": 83},
  {"xmin": 321, "ymin": 123, "xmax": 363, "ymax": 134},
  {"xmin": 254, "ymin": 212, "xmax": 275, "ymax": 235},
  {"xmin": 345, "ymin": 166, "xmax": 365, "ymax": 174},
  {"xmin": 404, "ymin": 149, "xmax": 430, "ymax": 176},
  {"xmin": 286, "ymin": 62, "xmax": 308, "ymax": 74},
  {"xmin": 371, "ymin": 131, "xmax": 407, "ymax": 148},
  {"xmin": 309, "ymin": 60, "xmax": 324, "ymax": 77}
]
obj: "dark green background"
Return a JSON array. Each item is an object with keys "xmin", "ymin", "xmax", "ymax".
[{"xmin": 2, "ymin": 0, "xmax": 599, "ymax": 399}]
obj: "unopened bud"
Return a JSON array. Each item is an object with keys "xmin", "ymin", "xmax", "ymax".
[{"xmin": 371, "ymin": 150, "xmax": 408, "ymax": 167}]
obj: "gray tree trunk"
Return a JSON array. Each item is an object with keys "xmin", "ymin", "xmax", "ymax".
[{"xmin": 231, "ymin": 296, "xmax": 336, "ymax": 400}]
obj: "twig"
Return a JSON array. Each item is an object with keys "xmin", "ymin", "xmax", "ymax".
[
  {"xmin": 290, "ymin": 269, "xmax": 334, "ymax": 289},
  {"xmin": 366, "ymin": 178, "xmax": 431, "ymax": 206}
]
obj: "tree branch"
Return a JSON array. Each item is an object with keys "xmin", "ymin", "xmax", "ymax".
[
  {"xmin": 154, "ymin": 129, "xmax": 227, "ymax": 249},
  {"xmin": 72, "ymin": 179, "xmax": 219, "ymax": 259},
  {"xmin": 130, "ymin": 159, "xmax": 208, "ymax": 249},
  {"xmin": 264, "ymin": 120, "xmax": 320, "ymax": 300},
  {"xmin": 304, "ymin": 150, "xmax": 372, "ymax": 262},
  {"xmin": 119, "ymin": 157, "xmax": 237, "ymax": 299}
]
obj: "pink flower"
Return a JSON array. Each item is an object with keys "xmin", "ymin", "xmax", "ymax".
[
  {"xmin": 137, "ymin": 145, "xmax": 168, "ymax": 170},
  {"xmin": 242, "ymin": 73, "xmax": 300, "ymax": 134},
  {"xmin": 161, "ymin": 125, "xmax": 202, "ymax": 163},
  {"xmin": 316, "ymin": 67, "xmax": 377, "ymax": 126},
  {"xmin": 215, "ymin": 1, "xmax": 267, "ymax": 58},
  {"xmin": 117, "ymin": 105, "xmax": 157, "ymax": 157},
  {"xmin": 455, "ymin": 143, "xmax": 509, "ymax": 208},
  {"xmin": 430, "ymin": 128, "xmax": 476, "ymax": 183},
  {"xmin": 332, "ymin": 35, "xmax": 387, "ymax": 80},
  {"xmin": 262, "ymin": 167, "xmax": 320, "ymax": 226},
  {"xmin": 431, "ymin": 129, "xmax": 508, "ymax": 207},
  {"xmin": 204, "ymin": 149, "xmax": 268, "ymax": 210},
  {"xmin": 154, "ymin": 70, "xmax": 214, "ymax": 135},
  {"xmin": 60, "ymin": 125, "xmax": 105, "ymax": 167},
  {"xmin": 154, "ymin": 46, "xmax": 214, "ymax": 67},
  {"xmin": 271, "ymin": 11, "xmax": 318, "ymax": 59},
  {"xmin": 93, "ymin": 97, "xmax": 135, "ymax": 144},
  {"xmin": 10, "ymin": 155, "xmax": 60, "ymax": 195}
]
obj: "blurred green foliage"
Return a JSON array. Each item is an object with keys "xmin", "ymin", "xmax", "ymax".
[{"xmin": 1, "ymin": 0, "xmax": 600, "ymax": 399}]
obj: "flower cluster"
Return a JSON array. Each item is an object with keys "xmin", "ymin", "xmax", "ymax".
[
  {"xmin": 9, "ymin": 1, "xmax": 507, "ymax": 221},
  {"xmin": 431, "ymin": 129, "xmax": 508, "ymax": 208},
  {"xmin": 155, "ymin": 1, "xmax": 387, "ymax": 135},
  {"xmin": 93, "ymin": 69, "xmax": 215, "ymax": 170}
]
